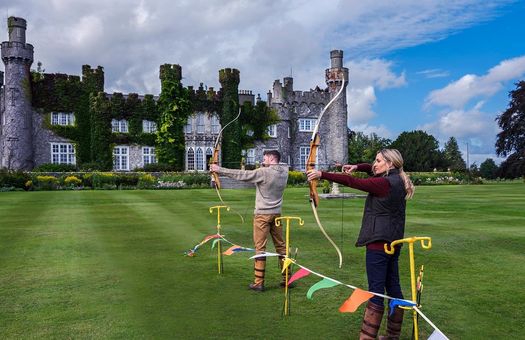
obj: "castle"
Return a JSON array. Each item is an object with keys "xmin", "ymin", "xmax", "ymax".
[{"xmin": 0, "ymin": 17, "xmax": 348, "ymax": 172}]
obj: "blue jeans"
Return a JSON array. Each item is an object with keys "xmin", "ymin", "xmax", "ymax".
[{"xmin": 366, "ymin": 247, "xmax": 404, "ymax": 307}]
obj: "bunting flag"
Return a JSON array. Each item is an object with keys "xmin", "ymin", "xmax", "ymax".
[
  {"xmin": 249, "ymin": 252, "xmax": 281, "ymax": 260},
  {"xmin": 389, "ymin": 299, "xmax": 417, "ymax": 315},
  {"xmin": 338, "ymin": 289, "xmax": 374, "ymax": 313},
  {"xmin": 428, "ymin": 330, "xmax": 449, "ymax": 340},
  {"xmin": 288, "ymin": 268, "xmax": 311, "ymax": 286},
  {"xmin": 222, "ymin": 245, "xmax": 254, "ymax": 255},
  {"xmin": 307, "ymin": 278, "xmax": 339, "ymax": 299},
  {"xmin": 281, "ymin": 258, "xmax": 294, "ymax": 273},
  {"xmin": 184, "ymin": 233, "xmax": 223, "ymax": 256}
]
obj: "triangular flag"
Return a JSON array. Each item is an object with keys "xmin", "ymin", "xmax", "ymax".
[
  {"xmin": 288, "ymin": 268, "xmax": 311, "ymax": 286},
  {"xmin": 389, "ymin": 299, "xmax": 416, "ymax": 315},
  {"xmin": 428, "ymin": 329, "xmax": 448, "ymax": 340},
  {"xmin": 306, "ymin": 278, "xmax": 339, "ymax": 299},
  {"xmin": 223, "ymin": 245, "xmax": 239, "ymax": 256},
  {"xmin": 338, "ymin": 289, "xmax": 374, "ymax": 313},
  {"xmin": 281, "ymin": 258, "xmax": 293, "ymax": 273}
]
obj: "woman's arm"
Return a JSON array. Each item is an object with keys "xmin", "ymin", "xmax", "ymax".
[{"xmin": 320, "ymin": 171, "xmax": 390, "ymax": 197}]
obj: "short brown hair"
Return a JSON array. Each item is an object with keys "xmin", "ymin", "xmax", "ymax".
[{"xmin": 263, "ymin": 150, "xmax": 281, "ymax": 162}]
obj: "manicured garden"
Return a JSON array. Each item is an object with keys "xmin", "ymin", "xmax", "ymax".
[{"xmin": 0, "ymin": 183, "xmax": 523, "ymax": 338}]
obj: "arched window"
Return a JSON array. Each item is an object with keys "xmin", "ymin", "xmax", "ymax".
[
  {"xmin": 206, "ymin": 148, "xmax": 213, "ymax": 170},
  {"xmin": 187, "ymin": 148, "xmax": 195, "ymax": 171},
  {"xmin": 196, "ymin": 148, "xmax": 204, "ymax": 170}
]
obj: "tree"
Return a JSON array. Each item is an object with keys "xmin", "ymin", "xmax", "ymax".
[
  {"xmin": 348, "ymin": 131, "xmax": 391, "ymax": 164},
  {"xmin": 389, "ymin": 130, "xmax": 442, "ymax": 171},
  {"xmin": 479, "ymin": 158, "xmax": 498, "ymax": 179},
  {"xmin": 443, "ymin": 137, "xmax": 466, "ymax": 171},
  {"xmin": 239, "ymin": 101, "xmax": 280, "ymax": 149},
  {"xmin": 495, "ymin": 81, "xmax": 525, "ymax": 178}
]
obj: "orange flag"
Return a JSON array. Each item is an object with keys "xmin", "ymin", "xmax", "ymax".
[
  {"xmin": 338, "ymin": 289, "xmax": 374, "ymax": 313},
  {"xmin": 223, "ymin": 245, "xmax": 239, "ymax": 256}
]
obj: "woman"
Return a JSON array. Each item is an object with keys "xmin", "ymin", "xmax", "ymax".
[{"xmin": 307, "ymin": 149, "xmax": 414, "ymax": 340}]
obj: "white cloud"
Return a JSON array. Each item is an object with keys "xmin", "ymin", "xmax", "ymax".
[
  {"xmin": 347, "ymin": 86, "xmax": 376, "ymax": 125},
  {"xmin": 351, "ymin": 123, "xmax": 394, "ymax": 139},
  {"xmin": 425, "ymin": 55, "xmax": 525, "ymax": 109},
  {"xmin": 0, "ymin": 0, "xmax": 513, "ymax": 98},
  {"xmin": 417, "ymin": 69, "xmax": 450, "ymax": 79}
]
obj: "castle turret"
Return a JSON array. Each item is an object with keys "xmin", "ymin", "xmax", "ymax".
[
  {"xmin": 1, "ymin": 17, "xmax": 34, "ymax": 170},
  {"xmin": 323, "ymin": 49, "xmax": 349, "ymax": 167}
]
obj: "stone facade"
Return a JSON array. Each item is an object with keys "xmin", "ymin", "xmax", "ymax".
[{"xmin": 0, "ymin": 17, "xmax": 349, "ymax": 172}]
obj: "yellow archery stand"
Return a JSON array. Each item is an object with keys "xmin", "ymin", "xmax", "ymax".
[
  {"xmin": 209, "ymin": 205, "xmax": 230, "ymax": 274},
  {"xmin": 384, "ymin": 236, "xmax": 431, "ymax": 340},
  {"xmin": 275, "ymin": 216, "xmax": 304, "ymax": 316}
]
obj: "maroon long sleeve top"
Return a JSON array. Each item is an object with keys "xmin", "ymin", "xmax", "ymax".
[{"xmin": 320, "ymin": 163, "xmax": 390, "ymax": 197}]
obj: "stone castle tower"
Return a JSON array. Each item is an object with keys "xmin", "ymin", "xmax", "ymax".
[
  {"xmin": 260, "ymin": 50, "xmax": 349, "ymax": 170},
  {"xmin": 0, "ymin": 17, "xmax": 34, "ymax": 170}
]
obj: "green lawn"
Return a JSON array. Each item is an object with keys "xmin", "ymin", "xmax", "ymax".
[{"xmin": 1, "ymin": 183, "xmax": 524, "ymax": 339}]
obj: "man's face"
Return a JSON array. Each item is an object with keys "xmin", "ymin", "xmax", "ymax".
[{"xmin": 262, "ymin": 154, "xmax": 274, "ymax": 167}]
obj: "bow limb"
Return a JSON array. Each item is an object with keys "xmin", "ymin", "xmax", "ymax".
[
  {"xmin": 311, "ymin": 201, "xmax": 343, "ymax": 268},
  {"xmin": 210, "ymin": 107, "xmax": 244, "ymax": 223},
  {"xmin": 306, "ymin": 72, "xmax": 346, "ymax": 268}
]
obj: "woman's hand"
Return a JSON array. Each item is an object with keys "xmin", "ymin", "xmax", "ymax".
[
  {"xmin": 342, "ymin": 164, "xmax": 358, "ymax": 174},
  {"xmin": 306, "ymin": 169, "xmax": 321, "ymax": 182}
]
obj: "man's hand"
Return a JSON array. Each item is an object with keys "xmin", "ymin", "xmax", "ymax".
[
  {"xmin": 306, "ymin": 169, "xmax": 321, "ymax": 182},
  {"xmin": 210, "ymin": 164, "xmax": 220, "ymax": 173},
  {"xmin": 342, "ymin": 164, "xmax": 358, "ymax": 174}
]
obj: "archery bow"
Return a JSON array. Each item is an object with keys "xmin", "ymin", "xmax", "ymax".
[
  {"xmin": 210, "ymin": 107, "xmax": 244, "ymax": 223},
  {"xmin": 306, "ymin": 71, "xmax": 346, "ymax": 268}
]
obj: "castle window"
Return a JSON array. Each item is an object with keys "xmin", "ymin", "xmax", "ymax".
[
  {"xmin": 143, "ymin": 147, "xmax": 156, "ymax": 165},
  {"xmin": 112, "ymin": 119, "xmax": 128, "ymax": 133},
  {"xmin": 196, "ymin": 113, "xmax": 205, "ymax": 133},
  {"xmin": 288, "ymin": 126, "xmax": 291, "ymax": 138},
  {"xmin": 206, "ymin": 148, "xmax": 213, "ymax": 170},
  {"xmin": 211, "ymin": 114, "xmax": 220, "ymax": 134},
  {"xmin": 299, "ymin": 119, "xmax": 316, "ymax": 132},
  {"xmin": 196, "ymin": 148, "xmax": 204, "ymax": 170},
  {"xmin": 246, "ymin": 148, "xmax": 255, "ymax": 165},
  {"xmin": 51, "ymin": 112, "xmax": 75, "ymax": 126},
  {"xmin": 187, "ymin": 148, "xmax": 195, "ymax": 171},
  {"xmin": 184, "ymin": 117, "xmax": 193, "ymax": 134},
  {"xmin": 50, "ymin": 143, "xmax": 76, "ymax": 165},
  {"xmin": 142, "ymin": 120, "xmax": 157, "ymax": 133},
  {"xmin": 267, "ymin": 124, "xmax": 277, "ymax": 138},
  {"xmin": 299, "ymin": 146, "xmax": 311, "ymax": 170},
  {"xmin": 113, "ymin": 146, "xmax": 129, "ymax": 171}
]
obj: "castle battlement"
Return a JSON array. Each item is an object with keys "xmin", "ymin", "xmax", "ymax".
[{"xmin": 1, "ymin": 41, "xmax": 34, "ymax": 62}]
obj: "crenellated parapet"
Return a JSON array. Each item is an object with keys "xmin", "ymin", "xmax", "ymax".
[{"xmin": 159, "ymin": 64, "xmax": 182, "ymax": 83}]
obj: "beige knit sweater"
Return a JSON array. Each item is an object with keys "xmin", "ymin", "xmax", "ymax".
[{"xmin": 216, "ymin": 164, "xmax": 289, "ymax": 214}]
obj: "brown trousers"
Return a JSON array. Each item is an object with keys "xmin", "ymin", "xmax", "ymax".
[{"xmin": 253, "ymin": 214, "xmax": 286, "ymax": 256}]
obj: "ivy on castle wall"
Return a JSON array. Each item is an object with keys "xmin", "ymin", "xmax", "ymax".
[
  {"xmin": 90, "ymin": 92, "xmax": 113, "ymax": 170},
  {"xmin": 31, "ymin": 65, "xmax": 104, "ymax": 165},
  {"xmin": 156, "ymin": 64, "xmax": 192, "ymax": 171},
  {"xmin": 239, "ymin": 101, "xmax": 280, "ymax": 148},
  {"xmin": 219, "ymin": 68, "xmax": 241, "ymax": 168}
]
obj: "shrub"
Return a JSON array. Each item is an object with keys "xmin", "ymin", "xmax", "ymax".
[
  {"xmin": 64, "ymin": 175, "xmax": 82, "ymax": 188},
  {"xmin": 0, "ymin": 169, "xmax": 31, "ymax": 189},
  {"xmin": 138, "ymin": 173, "xmax": 156, "ymax": 189},
  {"xmin": 92, "ymin": 172, "xmax": 117, "ymax": 189},
  {"xmin": 115, "ymin": 173, "xmax": 140, "ymax": 188},
  {"xmin": 288, "ymin": 171, "xmax": 306, "ymax": 186},
  {"xmin": 34, "ymin": 175, "xmax": 59, "ymax": 190}
]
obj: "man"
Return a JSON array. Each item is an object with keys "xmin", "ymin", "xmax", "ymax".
[{"xmin": 210, "ymin": 150, "xmax": 289, "ymax": 292}]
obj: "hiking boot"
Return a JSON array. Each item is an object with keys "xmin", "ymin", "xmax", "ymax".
[{"xmin": 249, "ymin": 283, "xmax": 265, "ymax": 292}]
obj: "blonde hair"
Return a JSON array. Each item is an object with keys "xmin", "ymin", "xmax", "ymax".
[{"xmin": 378, "ymin": 149, "xmax": 414, "ymax": 200}]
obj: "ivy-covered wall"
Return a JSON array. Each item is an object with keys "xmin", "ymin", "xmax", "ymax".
[
  {"xmin": 29, "ymin": 63, "xmax": 273, "ymax": 171},
  {"xmin": 219, "ymin": 68, "xmax": 241, "ymax": 168}
]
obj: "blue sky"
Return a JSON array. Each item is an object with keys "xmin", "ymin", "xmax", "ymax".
[{"xmin": 1, "ymin": 0, "xmax": 524, "ymax": 165}]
